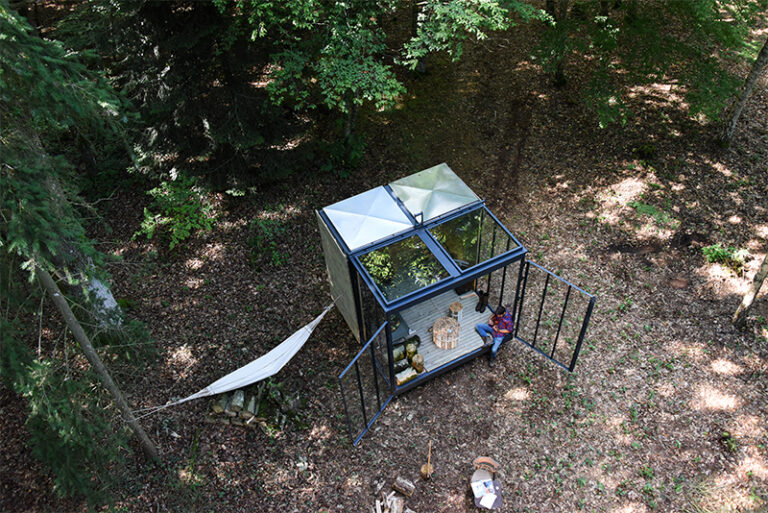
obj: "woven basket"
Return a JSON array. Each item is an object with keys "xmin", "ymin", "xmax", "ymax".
[{"xmin": 433, "ymin": 316, "xmax": 459, "ymax": 350}]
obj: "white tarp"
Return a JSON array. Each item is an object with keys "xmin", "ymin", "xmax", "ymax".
[
  {"xmin": 323, "ymin": 186, "xmax": 413, "ymax": 251},
  {"xmin": 136, "ymin": 302, "xmax": 334, "ymax": 417},
  {"xmin": 389, "ymin": 163, "xmax": 479, "ymax": 222}
]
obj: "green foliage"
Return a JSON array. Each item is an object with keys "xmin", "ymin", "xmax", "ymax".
[
  {"xmin": 403, "ymin": 0, "xmax": 539, "ymax": 67},
  {"xmin": 720, "ymin": 431, "xmax": 738, "ymax": 453},
  {"xmin": 319, "ymin": 132, "xmax": 367, "ymax": 177},
  {"xmin": 136, "ymin": 175, "xmax": 216, "ymax": 250},
  {"xmin": 0, "ymin": 3, "xmax": 125, "ymax": 277},
  {"xmin": 702, "ymin": 243, "xmax": 749, "ymax": 272},
  {"xmin": 628, "ymin": 201, "xmax": 676, "ymax": 228},
  {"xmin": 248, "ymin": 215, "xmax": 289, "ymax": 269},
  {"xmin": 0, "ymin": 317, "xmax": 131, "ymax": 505},
  {"xmin": 242, "ymin": 1, "xmax": 405, "ymax": 115},
  {"xmin": 0, "ymin": 254, "xmax": 153, "ymax": 506}
]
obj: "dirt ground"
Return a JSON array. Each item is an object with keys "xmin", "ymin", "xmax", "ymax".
[{"xmin": 2, "ymin": 19, "xmax": 768, "ymax": 513}]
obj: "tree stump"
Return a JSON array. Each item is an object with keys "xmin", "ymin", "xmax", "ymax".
[{"xmin": 449, "ymin": 301, "xmax": 463, "ymax": 324}]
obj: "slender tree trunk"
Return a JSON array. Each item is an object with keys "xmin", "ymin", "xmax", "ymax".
[
  {"xmin": 35, "ymin": 265, "xmax": 160, "ymax": 462},
  {"xmin": 733, "ymin": 252, "xmax": 768, "ymax": 329},
  {"xmin": 720, "ymin": 36, "xmax": 768, "ymax": 145},
  {"xmin": 552, "ymin": 0, "xmax": 569, "ymax": 86},
  {"xmin": 343, "ymin": 94, "xmax": 358, "ymax": 145},
  {"xmin": 599, "ymin": 0, "xmax": 610, "ymax": 16}
]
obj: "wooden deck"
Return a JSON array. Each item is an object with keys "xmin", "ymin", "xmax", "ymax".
[{"xmin": 399, "ymin": 290, "xmax": 489, "ymax": 373}]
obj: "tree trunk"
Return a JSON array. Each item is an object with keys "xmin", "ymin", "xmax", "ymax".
[
  {"xmin": 732, "ymin": 252, "xmax": 768, "ymax": 329},
  {"xmin": 343, "ymin": 95, "xmax": 359, "ymax": 161},
  {"xmin": 545, "ymin": 0, "xmax": 569, "ymax": 86},
  {"xmin": 720, "ymin": 36, "xmax": 768, "ymax": 145},
  {"xmin": 30, "ymin": 130, "xmax": 123, "ymax": 328},
  {"xmin": 599, "ymin": 0, "xmax": 610, "ymax": 16},
  {"xmin": 35, "ymin": 265, "xmax": 160, "ymax": 462}
]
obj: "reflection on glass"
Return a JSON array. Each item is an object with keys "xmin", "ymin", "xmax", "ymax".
[
  {"xmin": 359, "ymin": 235, "xmax": 449, "ymax": 301},
  {"xmin": 430, "ymin": 209, "xmax": 517, "ymax": 269}
]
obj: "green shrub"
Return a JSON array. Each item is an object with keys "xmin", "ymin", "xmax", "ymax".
[
  {"xmin": 135, "ymin": 174, "xmax": 216, "ymax": 250},
  {"xmin": 702, "ymin": 243, "xmax": 748, "ymax": 273},
  {"xmin": 248, "ymin": 216, "xmax": 288, "ymax": 269}
]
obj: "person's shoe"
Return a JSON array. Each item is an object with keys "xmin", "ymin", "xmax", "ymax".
[
  {"xmin": 489, "ymin": 351, "xmax": 497, "ymax": 366},
  {"xmin": 482, "ymin": 336, "xmax": 493, "ymax": 348}
]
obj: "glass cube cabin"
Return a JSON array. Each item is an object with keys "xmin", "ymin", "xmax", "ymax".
[{"xmin": 317, "ymin": 164, "xmax": 594, "ymax": 444}]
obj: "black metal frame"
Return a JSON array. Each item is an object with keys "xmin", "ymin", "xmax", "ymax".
[
  {"xmin": 324, "ymin": 189, "xmax": 596, "ymax": 445},
  {"xmin": 337, "ymin": 322, "xmax": 395, "ymax": 445},
  {"xmin": 512, "ymin": 261, "xmax": 595, "ymax": 372}
]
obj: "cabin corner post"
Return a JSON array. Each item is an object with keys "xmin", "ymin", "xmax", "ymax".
[
  {"xmin": 385, "ymin": 311, "xmax": 396, "ymax": 390},
  {"xmin": 350, "ymin": 262, "xmax": 365, "ymax": 343}
]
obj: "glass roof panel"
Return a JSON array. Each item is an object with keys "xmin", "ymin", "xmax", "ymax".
[
  {"xmin": 429, "ymin": 208, "xmax": 518, "ymax": 270},
  {"xmin": 358, "ymin": 235, "xmax": 449, "ymax": 302},
  {"xmin": 389, "ymin": 163, "xmax": 479, "ymax": 222},
  {"xmin": 323, "ymin": 186, "xmax": 413, "ymax": 251}
]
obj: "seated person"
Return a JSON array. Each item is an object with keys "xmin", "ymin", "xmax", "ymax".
[{"xmin": 475, "ymin": 306, "xmax": 514, "ymax": 362}]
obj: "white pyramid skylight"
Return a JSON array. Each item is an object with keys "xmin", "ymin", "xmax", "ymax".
[
  {"xmin": 389, "ymin": 163, "xmax": 479, "ymax": 222},
  {"xmin": 323, "ymin": 186, "xmax": 413, "ymax": 251}
]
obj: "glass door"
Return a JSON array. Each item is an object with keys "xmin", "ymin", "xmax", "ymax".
[{"xmin": 338, "ymin": 322, "xmax": 394, "ymax": 445}]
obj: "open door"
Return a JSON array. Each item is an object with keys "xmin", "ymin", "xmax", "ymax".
[
  {"xmin": 512, "ymin": 261, "xmax": 595, "ymax": 372},
  {"xmin": 338, "ymin": 322, "xmax": 394, "ymax": 445}
]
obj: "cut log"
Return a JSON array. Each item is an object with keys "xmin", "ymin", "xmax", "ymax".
[
  {"xmin": 411, "ymin": 353, "xmax": 424, "ymax": 373},
  {"xmin": 246, "ymin": 414, "xmax": 265, "ymax": 425},
  {"xmin": 241, "ymin": 395, "xmax": 256, "ymax": 419},
  {"xmin": 212, "ymin": 394, "xmax": 228, "ymax": 414},
  {"xmin": 403, "ymin": 335, "xmax": 421, "ymax": 348},
  {"xmin": 392, "ymin": 477, "xmax": 415, "ymax": 497},
  {"xmin": 405, "ymin": 343, "xmax": 417, "ymax": 360},
  {"xmin": 395, "ymin": 367, "xmax": 418, "ymax": 386},
  {"xmin": 390, "ymin": 496, "xmax": 404, "ymax": 513},
  {"xmin": 231, "ymin": 418, "xmax": 244, "ymax": 427},
  {"xmin": 394, "ymin": 359, "xmax": 410, "ymax": 373},
  {"xmin": 393, "ymin": 345, "xmax": 405, "ymax": 362},
  {"xmin": 230, "ymin": 389, "xmax": 245, "ymax": 412},
  {"xmin": 223, "ymin": 395, "xmax": 237, "ymax": 417}
]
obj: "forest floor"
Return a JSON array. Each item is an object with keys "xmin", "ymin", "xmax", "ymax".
[{"xmin": 2, "ymin": 17, "xmax": 768, "ymax": 513}]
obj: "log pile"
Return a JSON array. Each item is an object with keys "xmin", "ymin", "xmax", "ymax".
[
  {"xmin": 393, "ymin": 336, "xmax": 425, "ymax": 386},
  {"xmin": 205, "ymin": 381, "xmax": 290, "ymax": 430},
  {"xmin": 371, "ymin": 477, "xmax": 418, "ymax": 513}
]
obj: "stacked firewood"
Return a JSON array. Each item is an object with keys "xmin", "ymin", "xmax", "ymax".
[
  {"xmin": 371, "ymin": 477, "xmax": 419, "ymax": 513},
  {"xmin": 205, "ymin": 382, "xmax": 288, "ymax": 429},
  {"xmin": 394, "ymin": 336, "xmax": 424, "ymax": 386}
]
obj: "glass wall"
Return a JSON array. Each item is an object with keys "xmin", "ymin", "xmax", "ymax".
[
  {"xmin": 357, "ymin": 269, "xmax": 391, "ymax": 385},
  {"xmin": 429, "ymin": 208, "xmax": 518, "ymax": 270},
  {"xmin": 358, "ymin": 235, "xmax": 449, "ymax": 302}
]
